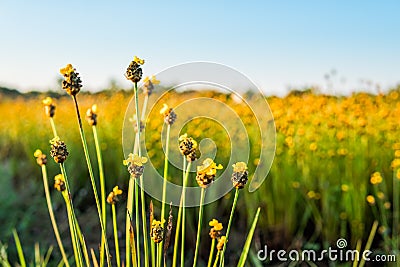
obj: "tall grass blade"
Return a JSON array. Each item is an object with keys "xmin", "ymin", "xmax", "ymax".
[{"xmin": 237, "ymin": 207, "xmax": 261, "ymax": 267}]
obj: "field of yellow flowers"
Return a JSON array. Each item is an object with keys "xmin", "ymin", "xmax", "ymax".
[{"xmin": 1, "ymin": 86, "xmax": 400, "ymax": 264}]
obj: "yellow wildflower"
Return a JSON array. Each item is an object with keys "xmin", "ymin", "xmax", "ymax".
[
  {"xmin": 133, "ymin": 56, "xmax": 145, "ymax": 65},
  {"xmin": 209, "ymin": 219, "xmax": 223, "ymax": 231},
  {"xmin": 232, "ymin": 162, "xmax": 247, "ymax": 173},
  {"xmin": 217, "ymin": 236, "xmax": 226, "ymax": 251},
  {"xmin": 123, "ymin": 153, "xmax": 148, "ymax": 166},
  {"xmin": 59, "ymin": 63, "xmax": 74, "ymax": 75},
  {"xmin": 366, "ymin": 195, "xmax": 375, "ymax": 205},
  {"xmin": 197, "ymin": 158, "xmax": 223, "ymax": 176}
]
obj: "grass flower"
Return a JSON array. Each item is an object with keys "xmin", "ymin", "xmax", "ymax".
[
  {"xmin": 86, "ymin": 104, "xmax": 97, "ymax": 126},
  {"xmin": 125, "ymin": 57, "xmax": 144, "ymax": 83},
  {"xmin": 50, "ymin": 137, "xmax": 69, "ymax": 163},
  {"xmin": 179, "ymin": 133, "xmax": 197, "ymax": 159},
  {"xmin": 123, "ymin": 153, "xmax": 147, "ymax": 178},
  {"xmin": 216, "ymin": 236, "xmax": 226, "ymax": 251},
  {"xmin": 60, "ymin": 64, "xmax": 82, "ymax": 96},
  {"xmin": 150, "ymin": 219, "xmax": 165, "ymax": 244},
  {"xmin": 196, "ymin": 158, "xmax": 223, "ymax": 188},
  {"xmin": 143, "ymin": 75, "xmax": 159, "ymax": 96},
  {"xmin": 107, "ymin": 186, "xmax": 123, "ymax": 205},
  {"xmin": 107, "ymin": 186, "xmax": 123, "ymax": 267},
  {"xmin": 129, "ymin": 116, "xmax": 145, "ymax": 133},
  {"xmin": 54, "ymin": 174, "xmax": 66, "ymax": 193},
  {"xmin": 209, "ymin": 219, "xmax": 223, "ymax": 239},
  {"xmin": 42, "ymin": 97, "xmax": 56, "ymax": 118},
  {"xmin": 231, "ymin": 162, "xmax": 248, "ymax": 189},
  {"xmin": 160, "ymin": 104, "xmax": 177, "ymax": 125},
  {"xmin": 34, "ymin": 149, "xmax": 47, "ymax": 166}
]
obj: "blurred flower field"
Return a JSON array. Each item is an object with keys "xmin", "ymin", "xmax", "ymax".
[{"xmin": 1, "ymin": 86, "xmax": 400, "ymax": 264}]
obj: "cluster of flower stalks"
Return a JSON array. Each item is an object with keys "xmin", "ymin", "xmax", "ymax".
[{"xmin": 28, "ymin": 57, "xmax": 261, "ymax": 267}]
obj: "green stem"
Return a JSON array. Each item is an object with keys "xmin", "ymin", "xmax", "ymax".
[
  {"xmin": 93, "ymin": 125, "xmax": 107, "ymax": 267},
  {"xmin": 50, "ymin": 117, "xmax": 58, "ymax": 137},
  {"xmin": 65, "ymin": 194, "xmax": 82, "ymax": 267},
  {"xmin": 125, "ymin": 176, "xmax": 136, "ymax": 267},
  {"xmin": 112, "ymin": 204, "xmax": 121, "ymax": 267},
  {"xmin": 159, "ymin": 124, "xmax": 171, "ymax": 266},
  {"xmin": 41, "ymin": 165, "xmax": 70, "ymax": 267},
  {"xmin": 207, "ymin": 239, "xmax": 216, "ymax": 267},
  {"xmin": 12, "ymin": 229, "xmax": 26, "ymax": 267},
  {"xmin": 60, "ymin": 164, "xmax": 84, "ymax": 267},
  {"xmin": 181, "ymin": 158, "xmax": 190, "ymax": 267},
  {"xmin": 172, "ymin": 160, "xmax": 190, "ymax": 267},
  {"xmin": 213, "ymin": 251, "xmax": 220, "ymax": 267},
  {"xmin": 193, "ymin": 188, "xmax": 206, "ymax": 267},
  {"xmin": 151, "ymin": 239, "xmax": 156, "ymax": 267},
  {"xmin": 72, "ymin": 95, "xmax": 111, "ymax": 267},
  {"xmin": 219, "ymin": 188, "xmax": 239, "ymax": 266},
  {"xmin": 136, "ymin": 181, "xmax": 141, "ymax": 266},
  {"xmin": 133, "ymin": 83, "xmax": 150, "ymax": 267},
  {"xmin": 172, "ymin": 192, "xmax": 183, "ymax": 267}
]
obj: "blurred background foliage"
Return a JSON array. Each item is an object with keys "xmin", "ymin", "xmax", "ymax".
[{"xmin": 1, "ymin": 84, "xmax": 400, "ymax": 265}]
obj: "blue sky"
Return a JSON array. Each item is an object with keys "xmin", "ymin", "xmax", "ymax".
[{"xmin": 0, "ymin": 1, "xmax": 399, "ymax": 95}]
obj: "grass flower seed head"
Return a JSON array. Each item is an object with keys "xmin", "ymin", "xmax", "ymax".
[
  {"xmin": 179, "ymin": 133, "xmax": 198, "ymax": 161},
  {"xmin": 54, "ymin": 174, "xmax": 66, "ymax": 192},
  {"xmin": 150, "ymin": 219, "xmax": 165, "ymax": 243},
  {"xmin": 217, "ymin": 236, "xmax": 226, "ymax": 251},
  {"xmin": 86, "ymin": 104, "xmax": 98, "ymax": 126},
  {"xmin": 34, "ymin": 149, "xmax": 47, "ymax": 166},
  {"xmin": 143, "ymin": 75, "xmax": 159, "ymax": 95},
  {"xmin": 231, "ymin": 162, "xmax": 249, "ymax": 189},
  {"xmin": 50, "ymin": 137, "xmax": 69, "ymax": 163},
  {"xmin": 124, "ymin": 153, "xmax": 147, "ymax": 178},
  {"xmin": 209, "ymin": 219, "xmax": 223, "ymax": 239},
  {"xmin": 42, "ymin": 97, "xmax": 56, "ymax": 117},
  {"xmin": 107, "ymin": 186, "xmax": 123, "ymax": 205},
  {"xmin": 129, "ymin": 116, "xmax": 145, "ymax": 132},
  {"xmin": 60, "ymin": 63, "xmax": 82, "ymax": 96},
  {"xmin": 160, "ymin": 104, "xmax": 177, "ymax": 125},
  {"xmin": 196, "ymin": 158, "xmax": 223, "ymax": 188},
  {"xmin": 126, "ymin": 56, "xmax": 144, "ymax": 83}
]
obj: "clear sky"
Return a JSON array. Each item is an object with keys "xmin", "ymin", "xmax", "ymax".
[{"xmin": 0, "ymin": 1, "xmax": 399, "ymax": 96}]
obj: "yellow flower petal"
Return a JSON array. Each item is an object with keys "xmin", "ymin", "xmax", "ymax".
[
  {"xmin": 233, "ymin": 162, "xmax": 248, "ymax": 172},
  {"xmin": 42, "ymin": 97, "xmax": 53, "ymax": 105},
  {"xmin": 34, "ymin": 149, "xmax": 42, "ymax": 158},
  {"xmin": 160, "ymin": 104, "xmax": 169, "ymax": 115}
]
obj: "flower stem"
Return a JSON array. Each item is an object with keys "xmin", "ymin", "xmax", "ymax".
[
  {"xmin": 112, "ymin": 204, "xmax": 121, "ymax": 267},
  {"xmin": 93, "ymin": 125, "xmax": 107, "ymax": 267},
  {"xmin": 219, "ymin": 188, "xmax": 239, "ymax": 267},
  {"xmin": 50, "ymin": 117, "xmax": 58, "ymax": 137},
  {"xmin": 60, "ymin": 164, "xmax": 85, "ymax": 267},
  {"xmin": 207, "ymin": 239, "xmax": 216, "ymax": 267},
  {"xmin": 172, "ymin": 161, "xmax": 191, "ymax": 267},
  {"xmin": 72, "ymin": 95, "xmax": 111, "ymax": 267},
  {"xmin": 159, "ymin": 124, "xmax": 171, "ymax": 266},
  {"xmin": 181, "ymin": 157, "xmax": 189, "ymax": 267},
  {"xmin": 193, "ymin": 187, "xmax": 206, "ymax": 267},
  {"xmin": 132, "ymin": 83, "xmax": 150, "ymax": 267},
  {"xmin": 213, "ymin": 251, "xmax": 220, "ymax": 267},
  {"xmin": 125, "ymin": 175, "xmax": 137, "ymax": 267},
  {"xmin": 41, "ymin": 165, "xmax": 70, "ymax": 267},
  {"xmin": 65, "ymin": 193, "xmax": 82, "ymax": 267}
]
